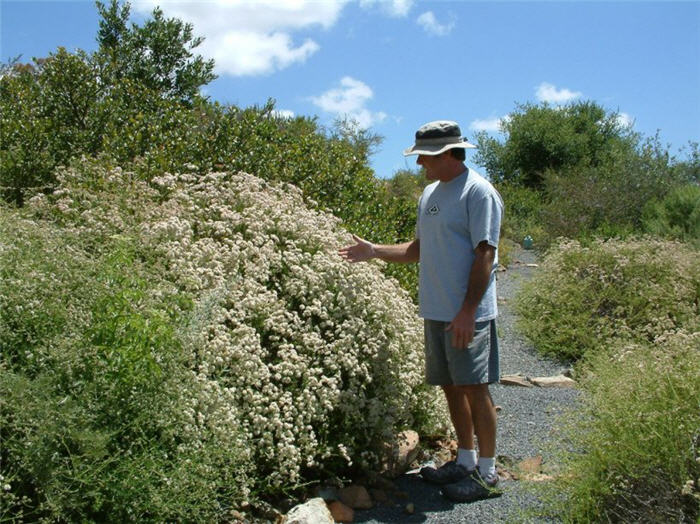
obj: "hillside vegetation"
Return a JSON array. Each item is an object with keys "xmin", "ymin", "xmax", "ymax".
[{"xmin": 1, "ymin": 1, "xmax": 699, "ymax": 522}]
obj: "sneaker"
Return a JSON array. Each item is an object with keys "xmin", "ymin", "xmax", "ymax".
[
  {"xmin": 420, "ymin": 460, "xmax": 473, "ymax": 485},
  {"xmin": 441, "ymin": 469, "xmax": 501, "ymax": 503}
]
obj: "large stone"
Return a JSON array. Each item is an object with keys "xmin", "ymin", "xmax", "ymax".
[
  {"xmin": 327, "ymin": 500, "xmax": 354, "ymax": 523},
  {"xmin": 500, "ymin": 374, "xmax": 533, "ymax": 387},
  {"xmin": 338, "ymin": 485, "xmax": 373, "ymax": 510},
  {"xmin": 381, "ymin": 430, "xmax": 420, "ymax": 477},
  {"xmin": 283, "ymin": 498, "xmax": 334, "ymax": 524},
  {"xmin": 530, "ymin": 375, "xmax": 576, "ymax": 388}
]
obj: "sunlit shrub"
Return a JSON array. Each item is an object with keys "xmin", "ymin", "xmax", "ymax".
[
  {"xmin": 138, "ymin": 169, "xmax": 441, "ymax": 490},
  {"xmin": 516, "ymin": 237, "xmax": 700, "ymax": 361},
  {"xmin": 0, "ymin": 210, "xmax": 252, "ymax": 522},
  {"xmin": 642, "ymin": 183, "xmax": 700, "ymax": 247},
  {"xmin": 538, "ymin": 331, "xmax": 700, "ymax": 522}
]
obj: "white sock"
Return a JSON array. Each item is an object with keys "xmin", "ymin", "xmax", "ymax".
[
  {"xmin": 456, "ymin": 448, "xmax": 477, "ymax": 470},
  {"xmin": 478, "ymin": 456, "xmax": 496, "ymax": 478}
]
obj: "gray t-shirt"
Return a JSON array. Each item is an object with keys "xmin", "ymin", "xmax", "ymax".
[{"xmin": 416, "ymin": 168, "xmax": 504, "ymax": 322}]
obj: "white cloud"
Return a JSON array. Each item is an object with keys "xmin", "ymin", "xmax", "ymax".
[
  {"xmin": 535, "ymin": 82, "xmax": 582, "ymax": 104},
  {"xmin": 133, "ymin": 0, "xmax": 350, "ymax": 76},
  {"xmin": 615, "ymin": 112, "xmax": 634, "ymax": 128},
  {"xmin": 416, "ymin": 11, "xmax": 455, "ymax": 36},
  {"xmin": 360, "ymin": 0, "xmax": 414, "ymax": 17},
  {"xmin": 469, "ymin": 116, "xmax": 509, "ymax": 133},
  {"xmin": 310, "ymin": 76, "xmax": 387, "ymax": 128}
]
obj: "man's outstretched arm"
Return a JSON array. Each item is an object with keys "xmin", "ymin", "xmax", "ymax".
[{"xmin": 338, "ymin": 235, "xmax": 419, "ymax": 264}]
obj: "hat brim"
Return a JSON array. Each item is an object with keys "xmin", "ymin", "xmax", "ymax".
[{"xmin": 403, "ymin": 140, "xmax": 477, "ymax": 156}]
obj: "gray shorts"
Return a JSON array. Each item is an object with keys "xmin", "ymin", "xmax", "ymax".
[{"xmin": 423, "ymin": 319, "xmax": 500, "ymax": 386}]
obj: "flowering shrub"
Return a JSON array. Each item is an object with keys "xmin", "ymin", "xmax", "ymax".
[
  {"xmin": 139, "ymin": 170, "xmax": 441, "ymax": 489},
  {"xmin": 2, "ymin": 158, "xmax": 440, "ymax": 520},
  {"xmin": 0, "ymin": 207, "xmax": 253, "ymax": 522}
]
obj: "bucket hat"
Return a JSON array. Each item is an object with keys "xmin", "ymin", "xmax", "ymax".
[{"xmin": 403, "ymin": 120, "xmax": 477, "ymax": 156}]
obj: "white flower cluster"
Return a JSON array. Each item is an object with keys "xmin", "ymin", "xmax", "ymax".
[
  {"xmin": 30, "ymin": 164, "xmax": 442, "ymax": 489},
  {"xmin": 142, "ymin": 171, "xmax": 440, "ymax": 486}
]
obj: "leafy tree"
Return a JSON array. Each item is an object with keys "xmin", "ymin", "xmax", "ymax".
[
  {"xmin": 475, "ymin": 101, "xmax": 638, "ymax": 188},
  {"xmin": 95, "ymin": 0, "xmax": 216, "ymax": 104}
]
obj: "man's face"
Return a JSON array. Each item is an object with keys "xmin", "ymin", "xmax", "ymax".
[{"xmin": 417, "ymin": 152, "xmax": 449, "ymax": 180}]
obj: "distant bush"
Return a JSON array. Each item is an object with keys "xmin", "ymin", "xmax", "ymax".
[
  {"xmin": 642, "ymin": 183, "xmax": 700, "ymax": 247},
  {"xmin": 516, "ymin": 237, "xmax": 700, "ymax": 361},
  {"xmin": 539, "ymin": 331, "xmax": 700, "ymax": 522},
  {"xmin": 474, "ymin": 101, "xmax": 638, "ymax": 189},
  {"xmin": 493, "ymin": 182, "xmax": 545, "ymax": 251},
  {"xmin": 1, "ymin": 159, "xmax": 441, "ymax": 520}
]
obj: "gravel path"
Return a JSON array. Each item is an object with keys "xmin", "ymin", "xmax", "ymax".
[{"xmin": 354, "ymin": 247, "xmax": 579, "ymax": 523}]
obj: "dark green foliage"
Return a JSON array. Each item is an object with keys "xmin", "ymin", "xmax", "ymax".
[
  {"xmin": 478, "ymin": 102, "xmax": 695, "ymax": 248},
  {"xmin": 475, "ymin": 101, "xmax": 637, "ymax": 189},
  {"xmin": 643, "ymin": 183, "xmax": 700, "ymax": 246}
]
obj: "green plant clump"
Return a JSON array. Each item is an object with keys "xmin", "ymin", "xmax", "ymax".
[
  {"xmin": 516, "ymin": 237, "xmax": 700, "ymax": 362},
  {"xmin": 540, "ymin": 331, "xmax": 700, "ymax": 522},
  {"xmin": 0, "ymin": 211, "xmax": 252, "ymax": 522},
  {"xmin": 643, "ymin": 183, "xmax": 700, "ymax": 247}
]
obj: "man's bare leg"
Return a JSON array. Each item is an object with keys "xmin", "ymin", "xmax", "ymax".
[
  {"xmin": 442, "ymin": 385, "xmax": 475, "ymax": 451},
  {"xmin": 463, "ymin": 384, "xmax": 497, "ymax": 458}
]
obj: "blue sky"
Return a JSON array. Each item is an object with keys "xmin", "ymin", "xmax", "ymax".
[{"xmin": 2, "ymin": 0, "xmax": 699, "ymax": 178}]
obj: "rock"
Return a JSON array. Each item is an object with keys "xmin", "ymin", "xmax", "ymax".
[
  {"xmin": 525, "ymin": 263, "xmax": 539, "ymax": 268},
  {"xmin": 405, "ymin": 503, "xmax": 415, "ymax": 514},
  {"xmin": 283, "ymin": 498, "xmax": 334, "ymax": 524},
  {"xmin": 530, "ymin": 374, "xmax": 576, "ymax": 388},
  {"xmin": 381, "ymin": 430, "xmax": 420, "ymax": 478},
  {"xmin": 338, "ymin": 485, "xmax": 373, "ymax": 510},
  {"xmin": 500, "ymin": 374, "xmax": 533, "ymax": 387},
  {"xmin": 528, "ymin": 473, "xmax": 555, "ymax": 482},
  {"xmin": 327, "ymin": 500, "xmax": 354, "ymax": 523}
]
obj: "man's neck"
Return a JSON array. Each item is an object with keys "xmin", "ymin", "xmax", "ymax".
[{"xmin": 437, "ymin": 162, "xmax": 468, "ymax": 183}]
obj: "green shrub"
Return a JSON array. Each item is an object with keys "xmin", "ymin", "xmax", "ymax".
[
  {"xmin": 643, "ymin": 183, "xmax": 700, "ymax": 246},
  {"xmin": 0, "ymin": 209, "xmax": 252, "ymax": 522},
  {"xmin": 516, "ymin": 237, "xmax": 700, "ymax": 361},
  {"xmin": 474, "ymin": 101, "xmax": 638, "ymax": 189},
  {"xmin": 538, "ymin": 332, "xmax": 700, "ymax": 522}
]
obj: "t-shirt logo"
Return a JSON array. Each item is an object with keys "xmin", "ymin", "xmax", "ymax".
[{"xmin": 426, "ymin": 204, "xmax": 440, "ymax": 216}]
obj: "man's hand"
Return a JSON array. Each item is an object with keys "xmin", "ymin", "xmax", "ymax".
[
  {"xmin": 445, "ymin": 308, "xmax": 476, "ymax": 349},
  {"xmin": 338, "ymin": 234, "xmax": 375, "ymax": 263}
]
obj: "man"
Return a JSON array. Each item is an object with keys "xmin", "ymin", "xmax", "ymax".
[{"xmin": 339, "ymin": 120, "xmax": 504, "ymax": 503}]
